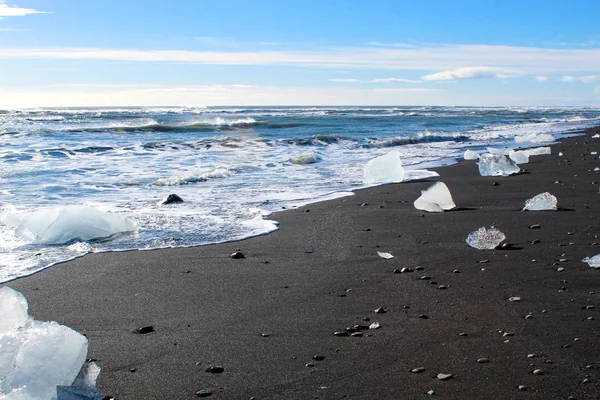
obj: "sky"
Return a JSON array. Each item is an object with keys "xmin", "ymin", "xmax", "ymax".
[{"xmin": 1, "ymin": 0, "xmax": 600, "ymax": 107}]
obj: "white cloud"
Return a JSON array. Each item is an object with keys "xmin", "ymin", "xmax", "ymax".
[
  {"xmin": 0, "ymin": 44, "xmax": 599, "ymax": 74},
  {"xmin": 370, "ymin": 78, "xmax": 421, "ymax": 83},
  {"xmin": 0, "ymin": 1, "xmax": 47, "ymax": 18},
  {"xmin": 535, "ymin": 76, "xmax": 549, "ymax": 82},
  {"xmin": 329, "ymin": 78, "xmax": 361, "ymax": 82},
  {"xmin": 561, "ymin": 75, "xmax": 599, "ymax": 83},
  {"xmin": 422, "ymin": 66, "xmax": 523, "ymax": 81}
]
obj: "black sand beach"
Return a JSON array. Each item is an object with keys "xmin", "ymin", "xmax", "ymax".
[{"xmin": 3, "ymin": 128, "xmax": 600, "ymax": 399}]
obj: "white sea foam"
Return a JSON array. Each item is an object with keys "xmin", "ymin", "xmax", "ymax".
[{"xmin": 153, "ymin": 167, "xmax": 234, "ymax": 186}]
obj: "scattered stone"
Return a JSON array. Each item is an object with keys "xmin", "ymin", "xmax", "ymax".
[
  {"xmin": 195, "ymin": 388, "xmax": 213, "ymax": 397},
  {"xmin": 508, "ymin": 296, "xmax": 521, "ymax": 302},
  {"xmin": 582, "ymin": 378, "xmax": 591, "ymax": 384},
  {"xmin": 492, "ymin": 182, "xmax": 500, "ymax": 186},
  {"xmin": 532, "ymin": 369, "xmax": 544, "ymax": 375},
  {"xmin": 313, "ymin": 355, "xmax": 325, "ymax": 361},
  {"xmin": 350, "ymin": 332, "xmax": 363, "ymax": 337},
  {"xmin": 333, "ymin": 331, "xmax": 349, "ymax": 337},
  {"xmin": 503, "ymin": 332, "xmax": 515, "ymax": 337},
  {"xmin": 374, "ymin": 307, "xmax": 387, "ymax": 314},
  {"xmin": 527, "ymin": 354, "xmax": 535, "ymax": 358},
  {"xmin": 452, "ymin": 269, "xmax": 460, "ymax": 273},
  {"xmin": 415, "ymin": 266, "xmax": 425, "ymax": 271},
  {"xmin": 477, "ymin": 358, "xmax": 490, "ymax": 364},
  {"xmin": 557, "ymin": 267, "xmax": 565, "ymax": 272},
  {"xmin": 230, "ymin": 251, "xmax": 245, "ymax": 259},
  {"xmin": 438, "ymin": 285, "xmax": 448, "ymax": 290},
  {"xmin": 437, "ymin": 373, "xmax": 453, "ymax": 381},
  {"xmin": 518, "ymin": 385, "xmax": 528, "ymax": 391},
  {"xmin": 369, "ymin": 322, "xmax": 381, "ymax": 330},
  {"xmin": 459, "ymin": 332, "xmax": 468, "ymax": 337},
  {"xmin": 393, "ymin": 269, "xmax": 401, "ymax": 274},
  {"xmin": 478, "ymin": 259, "xmax": 490, "ymax": 264},
  {"xmin": 531, "ymin": 239, "xmax": 540, "ymax": 244},
  {"xmin": 401, "ymin": 267, "xmax": 414, "ymax": 273},
  {"xmin": 427, "ymin": 389, "xmax": 435, "ymax": 395},
  {"xmin": 529, "ymin": 224, "xmax": 541, "ymax": 229},
  {"xmin": 420, "ymin": 276, "xmax": 432, "ymax": 281},
  {"xmin": 132, "ymin": 326, "xmax": 154, "ymax": 334},
  {"xmin": 419, "ymin": 314, "xmax": 430, "ymax": 319},
  {"xmin": 130, "ymin": 367, "xmax": 137, "ymax": 373},
  {"xmin": 411, "ymin": 367, "xmax": 426, "ymax": 374},
  {"xmin": 305, "ymin": 363, "xmax": 315, "ymax": 368}
]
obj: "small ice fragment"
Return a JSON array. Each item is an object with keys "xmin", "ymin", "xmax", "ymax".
[
  {"xmin": 582, "ymin": 254, "xmax": 600, "ymax": 268},
  {"xmin": 591, "ymin": 151, "xmax": 598, "ymax": 155},
  {"xmin": 0, "ymin": 287, "xmax": 30, "ymax": 334},
  {"xmin": 466, "ymin": 226, "xmax": 506, "ymax": 250},
  {"xmin": 377, "ymin": 251, "xmax": 394, "ymax": 259},
  {"xmin": 364, "ymin": 151, "xmax": 405, "ymax": 185},
  {"xmin": 509, "ymin": 296, "xmax": 522, "ymax": 302},
  {"xmin": 464, "ymin": 150, "xmax": 480, "ymax": 160},
  {"xmin": 523, "ymin": 192, "xmax": 558, "ymax": 211},
  {"xmin": 477, "ymin": 154, "xmax": 520, "ymax": 177},
  {"xmin": 290, "ymin": 152, "xmax": 320, "ymax": 165},
  {"xmin": 414, "ymin": 182, "xmax": 456, "ymax": 213},
  {"xmin": 509, "ymin": 150, "xmax": 530, "ymax": 164},
  {"xmin": 558, "ymin": 152, "xmax": 563, "ymax": 157},
  {"xmin": 369, "ymin": 322, "xmax": 381, "ymax": 330},
  {"xmin": 593, "ymin": 134, "xmax": 600, "ymax": 138},
  {"xmin": 515, "ymin": 133, "xmax": 554, "ymax": 143},
  {"xmin": 526, "ymin": 147, "xmax": 551, "ymax": 156}
]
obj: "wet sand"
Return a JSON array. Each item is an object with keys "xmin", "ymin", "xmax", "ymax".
[{"xmin": 4, "ymin": 128, "xmax": 600, "ymax": 399}]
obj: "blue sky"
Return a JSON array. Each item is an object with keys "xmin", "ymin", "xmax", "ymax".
[{"xmin": 1, "ymin": 0, "xmax": 600, "ymax": 107}]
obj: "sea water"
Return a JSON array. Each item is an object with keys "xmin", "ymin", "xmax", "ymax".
[{"xmin": 0, "ymin": 106, "xmax": 598, "ymax": 282}]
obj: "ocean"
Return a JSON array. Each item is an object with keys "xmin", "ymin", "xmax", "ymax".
[{"xmin": 0, "ymin": 106, "xmax": 598, "ymax": 282}]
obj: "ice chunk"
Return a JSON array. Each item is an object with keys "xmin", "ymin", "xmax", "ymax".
[
  {"xmin": 466, "ymin": 226, "xmax": 506, "ymax": 249},
  {"xmin": 486, "ymin": 147, "xmax": 511, "ymax": 155},
  {"xmin": 463, "ymin": 150, "xmax": 480, "ymax": 160},
  {"xmin": 477, "ymin": 154, "xmax": 520, "ymax": 176},
  {"xmin": 582, "ymin": 254, "xmax": 600, "ymax": 268},
  {"xmin": 523, "ymin": 192, "xmax": 558, "ymax": 211},
  {"xmin": 509, "ymin": 150, "xmax": 530, "ymax": 164},
  {"xmin": 0, "ymin": 287, "xmax": 30, "ymax": 334},
  {"xmin": 515, "ymin": 133, "xmax": 554, "ymax": 143},
  {"xmin": 1, "ymin": 205, "xmax": 138, "ymax": 245},
  {"xmin": 377, "ymin": 251, "xmax": 394, "ymax": 259},
  {"xmin": 364, "ymin": 151, "xmax": 405, "ymax": 185},
  {"xmin": 592, "ymin": 134, "xmax": 599, "ymax": 138},
  {"xmin": 414, "ymin": 182, "xmax": 456, "ymax": 213},
  {"xmin": 526, "ymin": 147, "xmax": 551, "ymax": 156},
  {"xmin": 290, "ymin": 152, "xmax": 320, "ymax": 165},
  {"xmin": 57, "ymin": 361, "xmax": 104, "ymax": 400},
  {"xmin": 0, "ymin": 288, "xmax": 88, "ymax": 400}
]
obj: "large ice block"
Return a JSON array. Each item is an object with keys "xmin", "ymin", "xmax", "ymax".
[
  {"xmin": 2, "ymin": 205, "xmax": 138, "ymax": 245},
  {"xmin": 0, "ymin": 288, "xmax": 88, "ymax": 400},
  {"xmin": 466, "ymin": 226, "xmax": 506, "ymax": 249},
  {"xmin": 477, "ymin": 154, "xmax": 520, "ymax": 176},
  {"xmin": 463, "ymin": 150, "xmax": 480, "ymax": 160},
  {"xmin": 414, "ymin": 182, "xmax": 456, "ymax": 213},
  {"xmin": 0, "ymin": 287, "xmax": 30, "ymax": 334},
  {"xmin": 363, "ymin": 151, "xmax": 405, "ymax": 185},
  {"xmin": 509, "ymin": 150, "xmax": 530, "ymax": 164},
  {"xmin": 522, "ymin": 192, "xmax": 558, "ymax": 211},
  {"xmin": 582, "ymin": 254, "xmax": 600, "ymax": 268}
]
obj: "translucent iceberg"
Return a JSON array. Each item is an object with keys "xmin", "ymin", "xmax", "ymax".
[
  {"xmin": 523, "ymin": 192, "xmax": 558, "ymax": 211},
  {"xmin": 477, "ymin": 154, "xmax": 520, "ymax": 177},
  {"xmin": 364, "ymin": 151, "xmax": 405, "ymax": 185},
  {"xmin": 582, "ymin": 254, "xmax": 600, "ymax": 268},
  {"xmin": 414, "ymin": 182, "xmax": 456, "ymax": 213},
  {"xmin": 463, "ymin": 150, "xmax": 480, "ymax": 160},
  {"xmin": 0, "ymin": 287, "xmax": 88, "ymax": 400},
  {"xmin": 515, "ymin": 133, "xmax": 554, "ymax": 143},
  {"xmin": 509, "ymin": 150, "xmax": 530, "ymax": 164},
  {"xmin": 466, "ymin": 226, "xmax": 506, "ymax": 249},
  {"xmin": 290, "ymin": 152, "xmax": 320, "ymax": 165},
  {"xmin": 1, "ymin": 205, "xmax": 138, "ymax": 245}
]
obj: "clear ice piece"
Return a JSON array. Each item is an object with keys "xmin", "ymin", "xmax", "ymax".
[
  {"xmin": 522, "ymin": 192, "xmax": 558, "ymax": 211},
  {"xmin": 0, "ymin": 288, "xmax": 88, "ymax": 400},
  {"xmin": 377, "ymin": 251, "xmax": 394, "ymax": 259},
  {"xmin": 290, "ymin": 152, "xmax": 320, "ymax": 165},
  {"xmin": 582, "ymin": 254, "xmax": 600, "ymax": 268},
  {"xmin": 364, "ymin": 151, "xmax": 405, "ymax": 185},
  {"xmin": 0, "ymin": 287, "xmax": 30, "ymax": 334},
  {"xmin": 2, "ymin": 205, "xmax": 138, "ymax": 245},
  {"xmin": 477, "ymin": 154, "xmax": 520, "ymax": 177},
  {"xmin": 509, "ymin": 150, "xmax": 530, "ymax": 164},
  {"xmin": 463, "ymin": 150, "xmax": 480, "ymax": 160},
  {"xmin": 413, "ymin": 182, "xmax": 456, "ymax": 213},
  {"xmin": 466, "ymin": 226, "xmax": 506, "ymax": 249},
  {"xmin": 526, "ymin": 147, "xmax": 551, "ymax": 156}
]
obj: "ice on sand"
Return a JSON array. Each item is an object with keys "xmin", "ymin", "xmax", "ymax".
[
  {"xmin": 466, "ymin": 227, "xmax": 506, "ymax": 249},
  {"xmin": 56, "ymin": 361, "xmax": 104, "ymax": 400},
  {"xmin": 364, "ymin": 151, "xmax": 405, "ymax": 185},
  {"xmin": 0, "ymin": 287, "xmax": 88, "ymax": 400},
  {"xmin": 377, "ymin": 251, "xmax": 394, "ymax": 259},
  {"xmin": 414, "ymin": 182, "xmax": 456, "ymax": 213},
  {"xmin": 526, "ymin": 147, "xmax": 551, "ymax": 156},
  {"xmin": 477, "ymin": 154, "xmax": 520, "ymax": 177},
  {"xmin": 582, "ymin": 254, "xmax": 600, "ymax": 268},
  {"xmin": 523, "ymin": 192, "xmax": 558, "ymax": 211},
  {"xmin": 509, "ymin": 150, "xmax": 530, "ymax": 164},
  {"xmin": 463, "ymin": 150, "xmax": 480, "ymax": 160},
  {"xmin": 1, "ymin": 205, "xmax": 138, "ymax": 245}
]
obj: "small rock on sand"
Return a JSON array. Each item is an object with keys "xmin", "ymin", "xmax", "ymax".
[{"xmin": 437, "ymin": 373, "xmax": 453, "ymax": 380}]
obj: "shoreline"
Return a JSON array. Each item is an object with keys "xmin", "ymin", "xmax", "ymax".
[{"xmin": 3, "ymin": 127, "xmax": 600, "ymax": 399}]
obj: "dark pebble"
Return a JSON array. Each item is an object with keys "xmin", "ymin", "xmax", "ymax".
[
  {"xmin": 130, "ymin": 368, "xmax": 137, "ymax": 373},
  {"xmin": 132, "ymin": 326, "xmax": 154, "ymax": 334},
  {"xmin": 419, "ymin": 314, "xmax": 430, "ymax": 319},
  {"xmin": 230, "ymin": 251, "xmax": 245, "ymax": 259},
  {"xmin": 162, "ymin": 194, "xmax": 184, "ymax": 205},
  {"xmin": 393, "ymin": 269, "xmax": 401, "ymax": 274},
  {"xmin": 195, "ymin": 389, "xmax": 213, "ymax": 397},
  {"xmin": 313, "ymin": 355, "xmax": 326, "ymax": 361},
  {"xmin": 374, "ymin": 307, "xmax": 387, "ymax": 314},
  {"xmin": 529, "ymin": 224, "xmax": 541, "ymax": 229},
  {"xmin": 334, "ymin": 331, "xmax": 349, "ymax": 337},
  {"xmin": 415, "ymin": 266, "xmax": 425, "ymax": 271},
  {"xmin": 205, "ymin": 366, "xmax": 225, "ymax": 374},
  {"xmin": 420, "ymin": 276, "xmax": 432, "ymax": 280},
  {"xmin": 492, "ymin": 182, "xmax": 499, "ymax": 186}
]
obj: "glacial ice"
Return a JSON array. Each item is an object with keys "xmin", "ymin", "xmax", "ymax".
[
  {"xmin": 509, "ymin": 150, "xmax": 530, "ymax": 164},
  {"xmin": 290, "ymin": 152, "xmax": 320, "ymax": 165},
  {"xmin": 466, "ymin": 226, "xmax": 506, "ymax": 249},
  {"xmin": 413, "ymin": 182, "xmax": 456, "ymax": 213},
  {"xmin": 486, "ymin": 147, "xmax": 511, "ymax": 155},
  {"xmin": 56, "ymin": 361, "xmax": 104, "ymax": 400},
  {"xmin": 0, "ymin": 287, "xmax": 88, "ymax": 400},
  {"xmin": 377, "ymin": 251, "xmax": 394, "ymax": 259},
  {"xmin": 515, "ymin": 133, "xmax": 554, "ymax": 143},
  {"xmin": 582, "ymin": 254, "xmax": 600, "ymax": 268},
  {"xmin": 1, "ymin": 205, "xmax": 138, "ymax": 245},
  {"xmin": 463, "ymin": 150, "xmax": 480, "ymax": 160},
  {"xmin": 526, "ymin": 147, "xmax": 551, "ymax": 156},
  {"xmin": 477, "ymin": 154, "xmax": 520, "ymax": 176},
  {"xmin": 364, "ymin": 151, "xmax": 405, "ymax": 185},
  {"xmin": 522, "ymin": 192, "xmax": 558, "ymax": 211}
]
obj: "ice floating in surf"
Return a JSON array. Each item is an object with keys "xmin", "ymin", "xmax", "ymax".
[
  {"xmin": 477, "ymin": 154, "xmax": 520, "ymax": 177},
  {"xmin": 0, "ymin": 287, "xmax": 90, "ymax": 400},
  {"xmin": 154, "ymin": 167, "xmax": 233, "ymax": 186},
  {"xmin": 466, "ymin": 226, "xmax": 506, "ymax": 250},
  {"xmin": 1, "ymin": 205, "xmax": 137, "ymax": 245},
  {"xmin": 582, "ymin": 254, "xmax": 600, "ymax": 268},
  {"xmin": 364, "ymin": 151, "xmax": 405, "ymax": 185},
  {"xmin": 414, "ymin": 182, "xmax": 456, "ymax": 213},
  {"xmin": 463, "ymin": 150, "xmax": 480, "ymax": 160},
  {"xmin": 515, "ymin": 133, "xmax": 554, "ymax": 143},
  {"xmin": 522, "ymin": 192, "xmax": 558, "ymax": 211},
  {"xmin": 290, "ymin": 152, "xmax": 320, "ymax": 165}
]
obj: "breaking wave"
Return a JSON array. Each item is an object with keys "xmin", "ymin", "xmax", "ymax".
[
  {"xmin": 364, "ymin": 133, "xmax": 470, "ymax": 148},
  {"xmin": 153, "ymin": 167, "xmax": 235, "ymax": 186}
]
